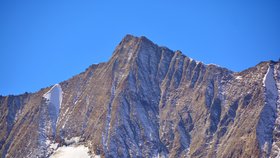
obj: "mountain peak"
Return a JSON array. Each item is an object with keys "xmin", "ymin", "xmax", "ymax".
[
  {"xmin": 121, "ymin": 34, "xmax": 137, "ymax": 43},
  {"xmin": 121, "ymin": 34, "xmax": 152, "ymax": 41},
  {"xmin": 2, "ymin": 35, "xmax": 280, "ymax": 158},
  {"xmin": 119, "ymin": 34, "xmax": 156, "ymax": 47},
  {"xmin": 111, "ymin": 35, "xmax": 160, "ymax": 62}
]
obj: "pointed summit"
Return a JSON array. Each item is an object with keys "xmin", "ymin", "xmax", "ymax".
[
  {"xmin": 110, "ymin": 35, "xmax": 161, "ymax": 67},
  {"xmin": 119, "ymin": 34, "xmax": 138, "ymax": 44},
  {"xmin": 117, "ymin": 34, "xmax": 158, "ymax": 51},
  {"xmin": 1, "ymin": 35, "xmax": 280, "ymax": 158},
  {"xmin": 120, "ymin": 34, "xmax": 154, "ymax": 44}
]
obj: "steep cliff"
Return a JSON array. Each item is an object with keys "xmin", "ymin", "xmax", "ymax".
[{"xmin": 0, "ymin": 35, "xmax": 279, "ymax": 158}]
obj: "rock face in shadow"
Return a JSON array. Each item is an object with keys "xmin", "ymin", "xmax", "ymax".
[{"xmin": 0, "ymin": 35, "xmax": 280, "ymax": 158}]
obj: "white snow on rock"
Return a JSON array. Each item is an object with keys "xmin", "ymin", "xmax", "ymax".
[
  {"xmin": 272, "ymin": 63, "xmax": 280, "ymax": 156},
  {"xmin": 49, "ymin": 136, "xmax": 100, "ymax": 158},
  {"xmin": 43, "ymin": 84, "xmax": 63, "ymax": 114},
  {"xmin": 64, "ymin": 136, "xmax": 81, "ymax": 145},
  {"xmin": 235, "ymin": 76, "xmax": 242, "ymax": 80},
  {"xmin": 262, "ymin": 66, "xmax": 278, "ymax": 110},
  {"xmin": 43, "ymin": 84, "xmax": 63, "ymax": 134},
  {"xmin": 50, "ymin": 145, "xmax": 91, "ymax": 158},
  {"xmin": 46, "ymin": 140, "xmax": 59, "ymax": 149},
  {"xmin": 39, "ymin": 84, "xmax": 63, "ymax": 156},
  {"xmin": 257, "ymin": 65, "xmax": 278, "ymax": 156}
]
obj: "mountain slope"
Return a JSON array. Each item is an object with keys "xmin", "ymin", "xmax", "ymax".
[{"xmin": 0, "ymin": 35, "xmax": 280, "ymax": 158}]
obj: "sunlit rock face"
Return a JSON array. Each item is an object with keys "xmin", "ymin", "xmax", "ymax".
[{"xmin": 0, "ymin": 35, "xmax": 280, "ymax": 158}]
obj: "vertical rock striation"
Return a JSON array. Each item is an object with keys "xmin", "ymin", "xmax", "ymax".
[{"xmin": 0, "ymin": 35, "xmax": 279, "ymax": 158}]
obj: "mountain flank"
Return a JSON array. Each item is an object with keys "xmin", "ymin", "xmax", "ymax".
[{"xmin": 1, "ymin": 35, "xmax": 280, "ymax": 158}]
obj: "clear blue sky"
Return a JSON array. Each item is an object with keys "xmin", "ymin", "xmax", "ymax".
[{"xmin": 0, "ymin": 0, "xmax": 280, "ymax": 95}]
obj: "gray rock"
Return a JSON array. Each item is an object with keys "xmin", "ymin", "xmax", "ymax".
[{"xmin": 1, "ymin": 35, "xmax": 280, "ymax": 158}]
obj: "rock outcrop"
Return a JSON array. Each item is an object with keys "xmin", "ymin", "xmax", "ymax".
[{"xmin": 0, "ymin": 35, "xmax": 280, "ymax": 158}]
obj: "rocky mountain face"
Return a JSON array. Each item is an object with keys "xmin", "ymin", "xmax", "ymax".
[{"xmin": 1, "ymin": 35, "xmax": 280, "ymax": 158}]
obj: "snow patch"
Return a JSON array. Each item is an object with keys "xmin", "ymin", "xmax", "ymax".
[
  {"xmin": 43, "ymin": 84, "xmax": 63, "ymax": 128},
  {"xmin": 43, "ymin": 84, "xmax": 63, "ymax": 111},
  {"xmin": 50, "ymin": 145, "xmax": 91, "ymax": 158},
  {"xmin": 262, "ymin": 66, "xmax": 278, "ymax": 110},
  {"xmin": 257, "ymin": 65, "xmax": 278, "ymax": 156},
  {"xmin": 43, "ymin": 84, "xmax": 63, "ymax": 135},
  {"xmin": 235, "ymin": 76, "xmax": 242, "ymax": 80},
  {"xmin": 46, "ymin": 140, "xmax": 59, "ymax": 154},
  {"xmin": 272, "ymin": 63, "xmax": 280, "ymax": 156},
  {"xmin": 64, "ymin": 137, "xmax": 81, "ymax": 145},
  {"xmin": 49, "ymin": 137, "xmax": 100, "ymax": 158},
  {"xmin": 39, "ymin": 84, "xmax": 63, "ymax": 156}
]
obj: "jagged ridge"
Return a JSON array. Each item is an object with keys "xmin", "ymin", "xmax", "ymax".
[{"xmin": 0, "ymin": 35, "xmax": 280, "ymax": 158}]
